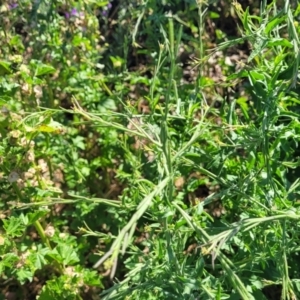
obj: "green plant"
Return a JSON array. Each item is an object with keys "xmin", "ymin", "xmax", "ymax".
[
  {"xmin": 73, "ymin": 1, "xmax": 300, "ymax": 299},
  {"xmin": 2, "ymin": 0, "xmax": 300, "ymax": 299}
]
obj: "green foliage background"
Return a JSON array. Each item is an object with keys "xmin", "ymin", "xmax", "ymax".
[{"xmin": 1, "ymin": 0, "xmax": 300, "ymax": 299}]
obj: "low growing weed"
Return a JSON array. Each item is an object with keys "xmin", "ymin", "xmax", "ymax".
[{"xmin": 83, "ymin": 1, "xmax": 300, "ymax": 299}]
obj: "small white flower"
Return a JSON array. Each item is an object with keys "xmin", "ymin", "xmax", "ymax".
[
  {"xmin": 8, "ymin": 171, "xmax": 20, "ymax": 183},
  {"xmin": 45, "ymin": 224, "xmax": 55, "ymax": 237},
  {"xmin": 33, "ymin": 86, "xmax": 43, "ymax": 99}
]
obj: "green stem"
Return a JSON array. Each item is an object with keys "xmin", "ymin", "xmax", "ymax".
[
  {"xmin": 34, "ymin": 220, "xmax": 52, "ymax": 249},
  {"xmin": 46, "ymin": 76, "xmax": 54, "ymax": 108}
]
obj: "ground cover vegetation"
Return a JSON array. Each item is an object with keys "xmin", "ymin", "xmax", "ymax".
[{"xmin": 1, "ymin": 0, "xmax": 300, "ymax": 299}]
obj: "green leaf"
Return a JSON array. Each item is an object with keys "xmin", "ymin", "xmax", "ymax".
[
  {"xmin": 1, "ymin": 253, "xmax": 19, "ymax": 268},
  {"xmin": 26, "ymin": 210, "xmax": 49, "ymax": 225},
  {"xmin": 79, "ymin": 267, "xmax": 103, "ymax": 287},
  {"xmin": 267, "ymin": 38, "xmax": 293, "ymax": 48},
  {"xmin": 227, "ymin": 70, "xmax": 248, "ymax": 80},
  {"xmin": 48, "ymin": 244, "xmax": 79, "ymax": 265},
  {"xmin": 209, "ymin": 11, "xmax": 220, "ymax": 19},
  {"xmin": 282, "ymin": 160, "xmax": 300, "ymax": 168},
  {"xmin": 236, "ymin": 97, "xmax": 250, "ymax": 120},
  {"xmin": 15, "ymin": 268, "xmax": 34, "ymax": 284},
  {"xmin": 242, "ymin": 7, "xmax": 252, "ymax": 33},
  {"xmin": 277, "ymin": 64, "xmax": 294, "ymax": 80},
  {"xmin": 3, "ymin": 216, "xmax": 26, "ymax": 237},
  {"xmin": 24, "ymin": 118, "xmax": 65, "ymax": 134},
  {"xmin": 38, "ymin": 278, "xmax": 65, "ymax": 300},
  {"xmin": 265, "ymin": 13, "xmax": 286, "ymax": 34},
  {"xmin": 32, "ymin": 245, "xmax": 50, "ymax": 269},
  {"xmin": 35, "ymin": 63, "xmax": 55, "ymax": 76},
  {"xmin": 248, "ymin": 70, "xmax": 265, "ymax": 81},
  {"xmin": 0, "ymin": 61, "xmax": 12, "ymax": 75},
  {"xmin": 248, "ymin": 38, "xmax": 268, "ymax": 62},
  {"xmin": 37, "ymin": 119, "xmax": 65, "ymax": 134},
  {"xmin": 196, "ymin": 202, "xmax": 204, "ymax": 215}
]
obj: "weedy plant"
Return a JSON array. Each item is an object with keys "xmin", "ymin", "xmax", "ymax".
[
  {"xmin": 1, "ymin": 0, "xmax": 300, "ymax": 299},
  {"xmin": 0, "ymin": 0, "xmax": 112, "ymax": 299},
  {"xmin": 73, "ymin": 0, "xmax": 300, "ymax": 299}
]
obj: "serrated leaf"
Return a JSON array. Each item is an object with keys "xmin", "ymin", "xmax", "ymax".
[
  {"xmin": 15, "ymin": 268, "xmax": 34, "ymax": 284},
  {"xmin": 80, "ymin": 268, "xmax": 103, "ymax": 287},
  {"xmin": 49, "ymin": 244, "xmax": 79, "ymax": 265},
  {"xmin": 1, "ymin": 253, "xmax": 19, "ymax": 268},
  {"xmin": 3, "ymin": 216, "xmax": 26, "ymax": 237},
  {"xmin": 33, "ymin": 245, "xmax": 50, "ymax": 269}
]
